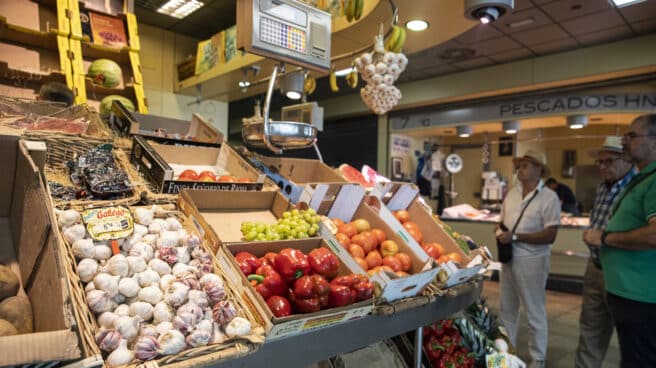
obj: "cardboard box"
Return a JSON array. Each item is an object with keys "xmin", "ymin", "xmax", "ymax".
[
  {"xmin": 0, "ymin": 135, "xmax": 81, "ymax": 366},
  {"xmin": 88, "ymin": 11, "xmax": 127, "ymax": 49},
  {"xmin": 179, "ymin": 189, "xmax": 296, "ymax": 252},
  {"xmin": 304, "ymin": 184, "xmax": 440, "ymax": 302},
  {"xmin": 0, "ymin": 0, "xmax": 65, "ymax": 34},
  {"xmin": 373, "ymin": 182, "xmax": 487, "ymax": 286},
  {"xmin": 195, "ymin": 31, "xmax": 224, "ymax": 75},
  {"xmin": 131, "ymin": 136, "xmax": 265, "ymax": 194},
  {"xmin": 224, "ymin": 238, "xmax": 373, "ymax": 341},
  {"xmin": 250, "ymin": 156, "xmax": 346, "ymax": 203},
  {"xmin": 110, "ymin": 100, "xmax": 223, "ymax": 145}
]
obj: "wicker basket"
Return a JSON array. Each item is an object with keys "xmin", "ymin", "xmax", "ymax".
[
  {"xmin": 422, "ymin": 276, "xmax": 485, "ymax": 298},
  {"xmin": 372, "ymin": 294, "xmax": 436, "ymax": 316},
  {"xmin": 31, "ymin": 134, "xmax": 147, "ymax": 210},
  {"xmin": 53, "ymin": 203, "xmax": 266, "ymax": 368}
]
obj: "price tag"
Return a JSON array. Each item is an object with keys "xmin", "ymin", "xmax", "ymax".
[{"xmin": 82, "ymin": 206, "xmax": 134, "ymax": 240}]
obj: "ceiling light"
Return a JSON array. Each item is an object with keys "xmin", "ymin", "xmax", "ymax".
[
  {"xmin": 457, "ymin": 125, "xmax": 473, "ymax": 138},
  {"xmin": 507, "ymin": 17, "xmax": 535, "ymax": 28},
  {"xmin": 238, "ymin": 80, "xmax": 250, "ymax": 88},
  {"xmin": 334, "ymin": 67, "xmax": 356, "ymax": 77},
  {"xmin": 280, "ymin": 70, "xmax": 304, "ymax": 100},
  {"xmin": 502, "ymin": 120, "xmax": 520, "ymax": 134},
  {"xmin": 567, "ymin": 115, "xmax": 588, "ymax": 129},
  {"xmin": 610, "ymin": 0, "xmax": 647, "ymax": 8},
  {"xmin": 406, "ymin": 20, "xmax": 429, "ymax": 32},
  {"xmin": 157, "ymin": 0, "xmax": 204, "ymax": 19}
]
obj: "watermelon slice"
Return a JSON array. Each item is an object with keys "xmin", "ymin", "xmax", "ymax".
[{"xmin": 337, "ymin": 164, "xmax": 374, "ymax": 187}]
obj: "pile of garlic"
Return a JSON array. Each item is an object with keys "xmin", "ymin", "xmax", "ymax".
[
  {"xmin": 55, "ymin": 207, "xmax": 253, "ymax": 367},
  {"xmin": 354, "ymin": 36, "xmax": 407, "ymax": 115}
]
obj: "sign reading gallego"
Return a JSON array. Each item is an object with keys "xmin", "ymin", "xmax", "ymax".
[
  {"xmin": 82, "ymin": 206, "xmax": 134, "ymax": 240},
  {"xmin": 391, "ymin": 93, "xmax": 656, "ymax": 131}
]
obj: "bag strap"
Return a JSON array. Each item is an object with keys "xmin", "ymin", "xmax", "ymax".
[
  {"xmin": 611, "ymin": 168, "xmax": 656, "ymax": 213},
  {"xmin": 511, "ymin": 188, "xmax": 540, "ymax": 234}
]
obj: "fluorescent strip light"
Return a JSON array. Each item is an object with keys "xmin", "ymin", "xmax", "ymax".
[
  {"xmin": 157, "ymin": 0, "xmax": 204, "ymax": 19},
  {"xmin": 610, "ymin": 0, "xmax": 646, "ymax": 8},
  {"xmin": 457, "ymin": 125, "xmax": 473, "ymax": 137},
  {"xmin": 334, "ymin": 67, "xmax": 355, "ymax": 77},
  {"xmin": 507, "ymin": 18, "xmax": 534, "ymax": 28}
]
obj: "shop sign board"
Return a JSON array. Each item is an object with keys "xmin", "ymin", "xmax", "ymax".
[{"xmin": 390, "ymin": 93, "xmax": 656, "ymax": 130}]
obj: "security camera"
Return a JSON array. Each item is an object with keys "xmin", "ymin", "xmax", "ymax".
[{"xmin": 464, "ymin": 0, "xmax": 514, "ymax": 24}]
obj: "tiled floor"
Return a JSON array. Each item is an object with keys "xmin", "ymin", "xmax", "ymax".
[{"xmin": 482, "ymin": 280, "xmax": 621, "ymax": 368}]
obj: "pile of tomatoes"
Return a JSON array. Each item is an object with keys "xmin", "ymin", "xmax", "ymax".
[
  {"xmin": 331, "ymin": 218, "xmax": 413, "ymax": 277},
  {"xmin": 177, "ymin": 169, "xmax": 255, "ymax": 183},
  {"xmin": 393, "ymin": 210, "xmax": 463, "ymax": 265}
]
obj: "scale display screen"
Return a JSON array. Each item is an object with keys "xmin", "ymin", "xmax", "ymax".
[{"xmin": 238, "ymin": 0, "xmax": 331, "ymax": 72}]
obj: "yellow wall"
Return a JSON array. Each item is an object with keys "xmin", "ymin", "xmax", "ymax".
[{"xmin": 139, "ymin": 24, "xmax": 228, "ymax": 134}]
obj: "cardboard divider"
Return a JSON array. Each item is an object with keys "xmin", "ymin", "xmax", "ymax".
[
  {"xmin": 224, "ymin": 238, "xmax": 374, "ymax": 341},
  {"xmin": 0, "ymin": 136, "xmax": 81, "ymax": 366},
  {"xmin": 0, "ymin": 1, "xmax": 66, "ymax": 35},
  {"xmin": 249, "ymin": 156, "xmax": 346, "ymax": 203},
  {"xmin": 303, "ymin": 183, "xmax": 439, "ymax": 302},
  {"xmin": 132, "ymin": 136, "xmax": 265, "ymax": 194}
]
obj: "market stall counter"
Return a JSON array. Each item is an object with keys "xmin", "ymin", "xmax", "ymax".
[{"xmin": 214, "ymin": 282, "xmax": 482, "ymax": 367}]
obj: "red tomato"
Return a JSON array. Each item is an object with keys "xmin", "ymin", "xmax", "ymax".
[
  {"xmin": 178, "ymin": 169, "xmax": 199, "ymax": 181},
  {"xmin": 332, "ymin": 218, "xmax": 346, "ymax": 228},
  {"xmin": 365, "ymin": 250, "xmax": 382, "ymax": 269},
  {"xmin": 198, "ymin": 171, "xmax": 216, "ymax": 182},
  {"xmin": 238, "ymin": 177, "xmax": 254, "ymax": 183},
  {"xmin": 382, "ymin": 255, "xmax": 402, "ymax": 272},
  {"xmin": 339, "ymin": 223, "xmax": 357, "ymax": 238},
  {"xmin": 370, "ymin": 228, "xmax": 386, "ymax": 245},
  {"xmin": 422, "ymin": 243, "xmax": 442, "ymax": 259},
  {"xmin": 348, "ymin": 244, "xmax": 365, "ymax": 259},
  {"xmin": 406, "ymin": 227, "xmax": 423, "ymax": 244},
  {"xmin": 446, "ymin": 252, "xmax": 463, "ymax": 264},
  {"xmin": 218, "ymin": 175, "xmax": 237, "ymax": 183},
  {"xmin": 335, "ymin": 233, "xmax": 351, "ymax": 247},
  {"xmin": 403, "ymin": 221, "xmax": 420, "ymax": 232},
  {"xmin": 395, "ymin": 252, "xmax": 412, "ymax": 272},
  {"xmin": 198, "ymin": 175, "xmax": 215, "ymax": 182},
  {"xmin": 394, "ymin": 210, "xmax": 410, "ymax": 223}
]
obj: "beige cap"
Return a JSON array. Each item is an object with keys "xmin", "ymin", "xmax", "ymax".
[
  {"xmin": 588, "ymin": 136, "xmax": 625, "ymax": 158},
  {"xmin": 513, "ymin": 149, "xmax": 551, "ymax": 177}
]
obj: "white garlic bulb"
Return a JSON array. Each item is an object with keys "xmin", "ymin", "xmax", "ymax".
[
  {"xmin": 149, "ymin": 219, "xmax": 168, "ymax": 234},
  {"xmin": 196, "ymin": 319, "xmax": 213, "ymax": 335},
  {"xmin": 114, "ymin": 304, "xmax": 130, "ymax": 317},
  {"xmin": 142, "ymin": 234, "xmax": 158, "ymax": 245},
  {"xmin": 187, "ymin": 290, "xmax": 209, "ymax": 308},
  {"xmin": 138, "ymin": 285, "xmax": 163, "ymax": 305},
  {"xmin": 113, "ymin": 293, "xmax": 126, "ymax": 305},
  {"xmin": 158, "ymin": 231, "xmax": 180, "ymax": 248},
  {"xmin": 159, "ymin": 274, "xmax": 176, "ymax": 291},
  {"xmin": 98, "ymin": 311, "xmax": 119, "ymax": 329},
  {"xmin": 166, "ymin": 217, "xmax": 182, "ymax": 231},
  {"xmin": 96, "ymin": 328, "xmax": 121, "ymax": 353},
  {"xmin": 134, "ymin": 335, "xmax": 160, "ymax": 361},
  {"xmin": 199, "ymin": 273, "xmax": 224, "ymax": 289},
  {"xmin": 94, "ymin": 245, "xmax": 113, "ymax": 261},
  {"xmin": 78, "ymin": 258, "xmax": 99, "ymax": 283},
  {"xmin": 175, "ymin": 247, "xmax": 191, "ymax": 265},
  {"xmin": 127, "ymin": 256, "xmax": 147, "ymax": 275},
  {"xmin": 158, "ymin": 330, "xmax": 185, "ymax": 355},
  {"xmin": 118, "ymin": 277, "xmax": 140, "ymax": 298},
  {"xmin": 164, "ymin": 282, "xmax": 189, "ymax": 308},
  {"xmin": 153, "ymin": 302, "xmax": 174, "ymax": 324},
  {"xmin": 85, "ymin": 281, "xmax": 96, "ymax": 293},
  {"xmin": 172, "ymin": 263, "xmax": 195, "ymax": 277},
  {"xmin": 137, "ymin": 269, "xmax": 160, "ymax": 288},
  {"xmin": 63, "ymin": 224, "xmax": 86, "ymax": 243},
  {"xmin": 224, "ymin": 317, "xmax": 252, "ymax": 338},
  {"xmin": 86, "ymin": 289, "xmax": 114, "ymax": 314},
  {"xmin": 129, "ymin": 301, "xmax": 154, "ymax": 321},
  {"xmin": 134, "ymin": 207, "xmax": 154, "ymax": 226},
  {"xmin": 73, "ymin": 238, "xmax": 95, "ymax": 259},
  {"xmin": 148, "ymin": 259, "xmax": 172, "ymax": 276},
  {"xmin": 102, "ymin": 254, "xmax": 129, "ymax": 277},
  {"xmin": 129, "ymin": 242, "xmax": 154, "ymax": 262},
  {"xmin": 113, "ymin": 315, "xmax": 142, "ymax": 343},
  {"xmin": 106, "ymin": 339, "xmax": 134, "ymax": 367},
  {"xmin": 186, "ymin": 329, "xmax": 211, "ymax": 348},
  {"xmin": 156, "ymin": 321, "xmax": 173, "ymax": 336},
  {"xmin": 93, "ymin": 273, "xmax": 120, "ymax": 297},
  {"xmin": 178, "ymin": 302, "xmax": 204, "ymax": 321},
  {"xmin": 57, "ymin": 209, "xmax": 81, "ymax": 228},
  {"xmin": 133, "ymin": 224, "xmax": 149, "ymax": 237},
  {"xmin": 140, "ymin": 324, "xmax": 158, "ymax": 338}
]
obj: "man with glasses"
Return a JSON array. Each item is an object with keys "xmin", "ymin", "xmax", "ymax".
[
  {"xmin": 585, "ymin": 114, "xmax": 656, "ymax": 367},
  {"xmin": 576, "ymin": 136, "xmax": 636, "ymax": 368}
]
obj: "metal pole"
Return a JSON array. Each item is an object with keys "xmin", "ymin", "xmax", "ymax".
[{"xmin": 414, "ymin": 326, "xmax": 423, "ymax": 368}]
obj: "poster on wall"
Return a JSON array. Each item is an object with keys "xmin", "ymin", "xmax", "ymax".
[{"xmin": 391, "ymin": 135, "xmax": 411, "ymax": 155}]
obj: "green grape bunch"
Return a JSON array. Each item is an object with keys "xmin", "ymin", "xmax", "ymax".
[{"xmin": 241, "ymin": 208, "xmax": 322, "ymax": 241}]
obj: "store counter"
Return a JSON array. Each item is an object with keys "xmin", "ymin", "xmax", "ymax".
[{"xmin": 443, "ymin": 219, "xmax": 590, "ymax": 279}]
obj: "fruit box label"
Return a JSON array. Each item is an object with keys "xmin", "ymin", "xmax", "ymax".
[
  {"xmin": 373, "ymin": 266, "xmax": 440, "ymax": 302},
  {"xmin": 163, "ymin": 180, "xmax": 263, "ymax": 194},
  {"xmin": 82, "ymin": 206, "xmax": 134, "ymax": 240},
  {"xmin": 266, "ymin": 305, "xmax": 372, "ymax": 341}
]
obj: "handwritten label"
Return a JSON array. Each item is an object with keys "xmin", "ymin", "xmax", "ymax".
[{"xmin": 82, "ymin": 206, "xmax": 134, "ymax": 240}]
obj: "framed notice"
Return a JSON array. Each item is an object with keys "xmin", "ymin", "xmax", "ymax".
[{"xmin": 89, "ymin": 12, "xmax": 128, "ymax": 48}]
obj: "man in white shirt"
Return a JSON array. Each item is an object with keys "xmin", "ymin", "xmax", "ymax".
[{"xmin": 496, "ymin": 150, "xmax": 561, "ymax": 368}]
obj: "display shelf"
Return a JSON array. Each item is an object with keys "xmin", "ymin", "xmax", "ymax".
[
  {"xmin": 0, "ymin": 20, "xmax": 62, "ymax": 51},
  {"xmin": 215, "ymin": 284, "xmax": 482, "ymax": 367},
  {"xmin": 83, "ymin": 77, "xmax": 136, "ymax": 99},
  {"xmin": 79, "ymin": 40, "xmax": 131, "ymax": 65}
]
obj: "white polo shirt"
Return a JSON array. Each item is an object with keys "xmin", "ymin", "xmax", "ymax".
[{"xmin": 500, "ymin": 180, "xmax": 561, "ymax": 258}]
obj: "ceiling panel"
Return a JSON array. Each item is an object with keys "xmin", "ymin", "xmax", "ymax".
[
  {"xmin": 468, "ymin": 35, "xmax": 524, "ymax": 54},
  {"xmin": 134, "ymin": 8, "xmax": 179, "ymax": 29},
  {"xmin": 631, "ymin": 18, "xmax": 656, "ymax": 33},
  {"xmin": 512, "ymin": 24, "xmax": 571, "ymax": 45},
  {"xmin": 560, "ymin": 9, "xmax": 627, "ymax": 36},
  {"xmin": 422, "ymin": 64, "xmax": 460, "ymax": 78},
  {"xmin": 488, "ymin": 47, "xmax": 535, "ymax": 63},
  {"xmin": 451, "ymin": 56, "xmax": 495, "ymax": 69},
  {"xmin": 575, "ymin": 25, "xmax": 634, "ymax": 46},
  {"xmin": 618, "ymin": 0, "xmax": 656, "ymax": 23},
  {"xmin": 183, "ymin": 5, "xmax": 234, "ymax": 32},
  {"xmin": 529, "ymin": 37, "xmax": 579, "ymax": 54},
  {"xmin": 455, "ymin": 24, "xmax": 504, "ymax": 44},
  {"xmin": 539, "ymin": 0, "xmax": 614, "ymax": 21},
  {"xmin": 512, "ymin": 0, "xmax": 535, "ymax": 11},
  {"xmin": 494, "ymin": 7, "xmax": 554, "ymax": 34},
  {"xmin": 171, "ymin": 20, "xmax": 212, "ymax": 38}
]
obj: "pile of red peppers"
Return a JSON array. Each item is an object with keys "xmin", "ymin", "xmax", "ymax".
[
  {"xmin": 235, "ymin": 247, "xmax": 374, "ymax": 318},
  {"xmin": 423, "ymin": 320, "xmax": 475, "ymax": 368}
]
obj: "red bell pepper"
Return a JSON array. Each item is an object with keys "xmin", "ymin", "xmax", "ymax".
[
  {"xmin": 274, "ymin": 248, "xmax": 310, "ymax": 281},
  {"xmin": 235, "ymin": 251, "xmax": 261, "ymax": 275},
  {"xmin": 330, "ymin": 274, "xmax": 374, "ymax": 302},
  {"xmin": 307, "ymin": 248, "xmax": 339, "ymax": 278},
  {"xmin": 291, "ymin": 274, "xmax": 330, "ymax": 313},
  {"xmin": 248, "ymin": 264, "xmax": 287, "ymax": 300},
  {"xmin": 266, "ymin": 295, "xmax": 292, "ymax": 318},
  {"xmin": 328, "ymin": 284, "xmax": 354, "ymax": 307}
]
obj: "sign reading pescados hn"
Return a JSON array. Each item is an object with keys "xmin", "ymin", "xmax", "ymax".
[{"xmin": 390, "ymin": 93, "xmax": 656, "ymax": 131}]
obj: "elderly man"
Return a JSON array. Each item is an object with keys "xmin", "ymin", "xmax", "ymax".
[
  {"xmin": 496, "ymin": 150, "xmax": 561, "ymax": 368},
  {"xmin": 575, "ymin": 136, "xmax": 636, "ymax": 368},
  {"xmin": 584, "ymin": 114, "xmax": 656, "ymax": 367}
]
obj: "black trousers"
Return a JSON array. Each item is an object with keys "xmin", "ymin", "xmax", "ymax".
[{"xmin": 607, "ymin": 292, "xmax": 656, "ymax": 368}]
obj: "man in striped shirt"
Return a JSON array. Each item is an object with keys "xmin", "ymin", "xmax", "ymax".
[{"xmin": 576, "ymin": 136, "xmax": 636, "ymax": 368}]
